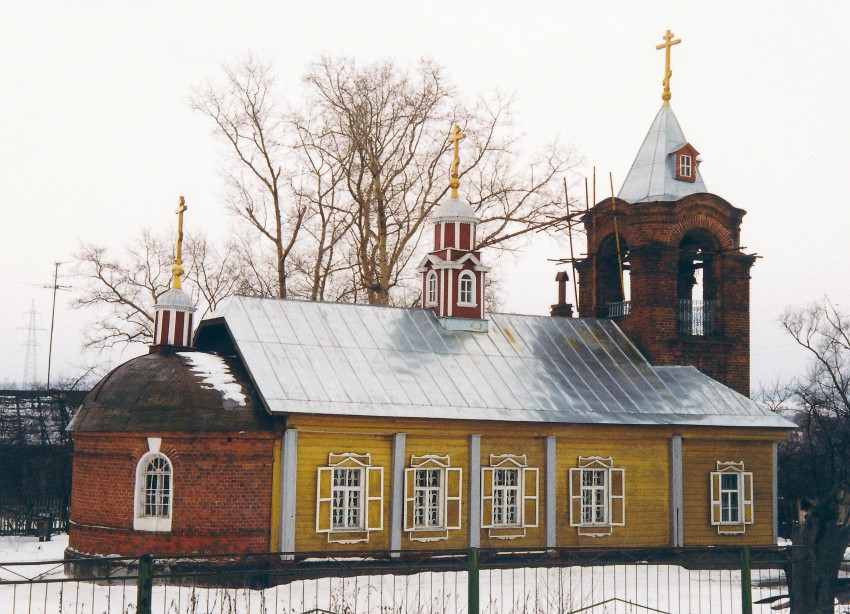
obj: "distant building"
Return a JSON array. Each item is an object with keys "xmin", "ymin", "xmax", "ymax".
[{"xmin": 66, "ymin": 34, "xmax": 794, "ymax": 558}]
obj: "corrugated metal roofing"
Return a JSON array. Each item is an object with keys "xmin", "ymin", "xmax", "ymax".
[
  {"xmin": 618, "ymin": 104, "xmax": 708, "ymax": 204},
  {"xmin": 199, "ymin": 296, "xmax": 794, "ymax": 429}
]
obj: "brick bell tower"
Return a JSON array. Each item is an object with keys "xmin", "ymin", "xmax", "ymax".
[
  {"xmin": 575, "ymin": 31, "xmax": 756, "ymax": 396},
  {"xmin": 418, "ymin": 125, "xmax": 490, "ymax": 332}
]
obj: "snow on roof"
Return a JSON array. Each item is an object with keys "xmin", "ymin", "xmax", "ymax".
[
  {"xmin": 196, "ymin": 296, "xmax": 794, "ymax": 429},
  {"xmin": 179, "ymin": 351, "xmax": 247, "ymax": 407},
  {"xmin": 618, "ymin": 104, "xmax": 708, "ymax": 204}
]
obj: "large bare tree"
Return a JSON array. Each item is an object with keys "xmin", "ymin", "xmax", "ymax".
[
  {"xmin": 191, "ymin": 56, "xmax": 306, "ymax": 299},
  {"xmin": 299, "ymin": 56, "xmax": 577, "ymax": 305},
  {"xmin": 762, "ymin": 298, "xmax": 850, "ymax": 613}
]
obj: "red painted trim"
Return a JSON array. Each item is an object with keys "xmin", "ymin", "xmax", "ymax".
[
  {"xmin": 159, "ymin": 311, "xmax": 170, "ymax": 346},
  {"xmin": 174, "ymin": 311, "xmax": 186, "ymax": 346}
]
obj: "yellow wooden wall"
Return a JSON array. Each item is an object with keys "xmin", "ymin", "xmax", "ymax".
[
  {"xmin": 682, "ymin": 439, "xmax": 775, "ymax": 546},
  {"xmin": 284, "ymin": 415, "xmax": 784, "ymax": 552}
]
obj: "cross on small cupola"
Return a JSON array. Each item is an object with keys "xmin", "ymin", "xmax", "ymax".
[
  {"xmin": 417, "ymin": 125, "xmax": 490, "ymax": 332},
  {"xmin": 152, "ymin": 196, "xmax": 197, "ymax": 350}
]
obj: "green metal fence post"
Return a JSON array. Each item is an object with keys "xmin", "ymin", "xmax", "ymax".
[
  {"xmin": 137, "ymin": 553, "xmax": 153, "ymax": 614},
  {"xmin": 468, "ymin": 547, "xmax": 479, "ymax": 614},
  {"xmin": 740, "ymin": 546, "xmax": 752, "ymax": 614}
]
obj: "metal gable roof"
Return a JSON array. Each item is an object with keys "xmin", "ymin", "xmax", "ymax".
[
  {"xmin": 618, "ymin": 104, "xmax": 708, "ymax": 204},
  {"xmin": 198, "ymin": 296, "xmax": 794, "ymax": 429}
]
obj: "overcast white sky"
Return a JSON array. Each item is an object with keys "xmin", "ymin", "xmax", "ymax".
[{"xmin": 2, "ymin": 1, "xmax": 847, "ymax": 391}]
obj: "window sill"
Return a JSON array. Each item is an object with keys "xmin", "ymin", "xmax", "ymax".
[
  {"xmin": 457, "ymin": 302, "xmax": 478, "ymax": 308},
  {"xmin": 133, "ymin": 516, "xmax": 172, "ymax": 532}
]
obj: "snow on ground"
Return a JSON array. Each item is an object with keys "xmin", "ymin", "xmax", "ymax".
[
  {"xmin": 0, "ymin": 534, "xmax": 823, "ymax": 614},
  {"xmin": 179, "ymin": 351, "xmax": 247, "ymax": 406}
]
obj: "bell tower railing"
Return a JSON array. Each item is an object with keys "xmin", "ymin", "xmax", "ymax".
[
  {"xmin": 605, "ymin": 301, "xmax": 632, "ymax": 318},
  {"xmin": 676, "ymin": 299, "xmax": 716, "ymax": 336}
]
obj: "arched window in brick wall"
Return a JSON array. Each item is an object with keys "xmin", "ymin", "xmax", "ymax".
[
  {"xmin": 134, "ymin": 448, "xmax": 172, "ymax": 532},
  {"xmin": 677, "ymin": 230, "xmax": 720, "ymax": 336},
  {"xmin": 595, "ymin": 234, "xmax": 630, "ymax": 318}
]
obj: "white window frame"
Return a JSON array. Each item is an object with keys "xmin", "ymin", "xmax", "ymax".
[
  {"xmin": 569, "ymin": 456, "xmax": 625, "ymax": 537},
  {"xmin": 458, "ymin": 271, "xmax": 476, "ymax": 306},
  {"xmin": 133, "ymin": 438, "xmax": 173, "ymax": 532},
  {"xmin": 481, "ymin": 454, "xmax": 539, "ymax": 539},
  {"xmin": 679, "ymin": 153, "xmax": 693, "ymax": 178},
  {"xmin": 317, "ymin": 453, "xmax": 384, "ymax": 544},
  {"xmin": 403, "ymin": 455, "xmax": 462, "ymax": 541},
  {"xmin": 710, "ymin": 461, "xmax": 754, "ymax": 534},
  {"xmin": 426, "ymin": 270, "xmax": 438, "ymax": 307}
]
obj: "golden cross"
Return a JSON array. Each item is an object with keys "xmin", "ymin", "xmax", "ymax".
[
  {"xmin": 656, "ymin": 29, "xmax": 682, "ymax": 105},
  {"xmin": 447, "ymin": 124, "xmax": 466, "ymax": 198},
  {"xmin": 172, "ymin": 196, "xmax": 187, "ymax": 289}
]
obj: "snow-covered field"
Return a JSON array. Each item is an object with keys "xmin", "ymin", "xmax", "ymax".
[{"xmin": 0, "ymin": 534, "xmax": 816, "ymax": 614}]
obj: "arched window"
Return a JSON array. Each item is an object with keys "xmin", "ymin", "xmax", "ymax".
[
  {"xmin": 134, "ymin": 451, "xmax": 172, "ymax": 532},
  {"xmin": 458, "ymin": 271, "xmax": 476, "ymax": 306},
  {"xmin": 426, "ymin": 270, "xmax": 438, "ymax": 306}
]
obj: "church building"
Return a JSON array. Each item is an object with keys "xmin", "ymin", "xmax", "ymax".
[{"xmin": 66, "ymin": 32, "xmax": 794, "ymax": 559}]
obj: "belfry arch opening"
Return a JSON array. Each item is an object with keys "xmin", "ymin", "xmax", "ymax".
[
  {"xmin": 596, "ymin": 234, "xmax": 630, "ymax": 318},
  {"xmin": 677, "ymin": 230, "xmax": 719, "ymax": 336}
]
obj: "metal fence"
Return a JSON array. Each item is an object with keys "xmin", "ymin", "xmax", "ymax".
[{"xmin": 2, "ymin": 545, "xmax": 835, "ymax": 614}]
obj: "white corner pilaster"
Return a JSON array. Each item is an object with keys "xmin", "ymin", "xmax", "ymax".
[
  {"xmin": 468, "ymin": 435, "xmax": 481, "ymax": 548},
  {"xmin": 773, "ymin": 441, "xmax": 779, "ymax": 545},
  {"xmin": 390, "ymin": 433, "xmax": 406, "ymax": 556},
  {"xmin": 545, "ymin": 436, "xmax": 557, "ymax": 548},
  {"xmin": 670, "ymin": 435, "xmax": 684, "ymax": 547},
  {"xmin": 280, "ymin": 429, "xmax": 298, "ymax": 559}
]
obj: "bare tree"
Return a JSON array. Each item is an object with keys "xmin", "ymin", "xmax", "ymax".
[
  {"xmin": 191, "ymin": 55, "xmax": 307, "ymax": 299},
  {"xmin": 299, "ymin": 57, "xmax": 578, "ymax": 305},
  {"xmin": 762, "ymin": 298, "xmax": 850, "ymax": 614},
  {"xmin": 74, "ymin": 231, "xmax": 241, "ymax": 348}
]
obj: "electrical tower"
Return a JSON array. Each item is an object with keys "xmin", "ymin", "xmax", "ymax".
[{"xmin": 20, "ymin": 301, "xmax": 45, "ymax": 389}]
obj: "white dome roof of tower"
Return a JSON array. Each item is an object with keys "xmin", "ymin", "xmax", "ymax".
[
  {"xmin": 156, "ymin": 287, "xmax": 195, "ymax": 310},
  {"xmin": 431, "ymin": 197, "xmax": 479, "ymax": 224}
]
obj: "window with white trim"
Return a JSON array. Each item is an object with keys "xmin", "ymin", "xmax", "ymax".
[
  {"xmin": 426, "ymin": 270, "xmax": 438, "ymax": 307},
  {"xmin": 403, "ymin": 455, "xmax": 462, "ymax": 541},
  {"xmin": 317, "ymin": 453, "xmax": 383, "ymax": 543},
  {"xmin": 569, "ymin": 456, "xmax": 625, "ymax": 536},
  {"xmin": 458, "ymin": 271, "xmax": 476, "ymax": 306},
  {"xmin": 481, "ymin": 454, "xmax": 539, "ymax": 539},
  {"xmin": 679, "ymin": 154, "xmax": 693, "ymax": 178},
  {"xmin": 710, "ymin": 461, "xmax": 754, "ymax": 534},
  {"xmin": 133, "ymin": 442, "xmax": 173, "ymax": 532}
]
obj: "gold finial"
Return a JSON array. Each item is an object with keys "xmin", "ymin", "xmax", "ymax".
[
  {"xmin": 172, "ymin": 196, "xmax": 187, "ymax": 289},
  {"xmin": 447, "ymin": 124, "xmax": 466, "ymax": 198},
  {"xmin": 656, "ymin": 29, "xmax": 682, "ymax": 106}
]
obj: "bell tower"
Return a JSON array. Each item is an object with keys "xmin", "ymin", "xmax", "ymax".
[{"xmin": 575, "ymin": 31, "xmax": 756, "ymax": 396}]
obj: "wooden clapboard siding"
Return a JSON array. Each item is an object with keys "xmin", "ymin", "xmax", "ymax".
[
  {"xmin": 293, "ymin": 427, "xmax": 392, "ymax": 552},
  {"xmin": 283, "ymin": 415, "xmax": 786, "ymax": 552},
  {"xmin": 556, "ymin": 433, "xmax": 670, "ymax": 547},
  {"xmin": 404, "ymin": 434, "xmax": 469, "ymax": 549},
  {"xmin": 479, "ymin": 435, "xmax": 546, "ymax": 547},
  {"xmin": 682, "ymin": 439, "xmax": 774, "ymax": 546}
]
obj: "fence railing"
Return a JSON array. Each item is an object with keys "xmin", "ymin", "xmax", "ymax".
[
  {"xmin": 605, "ymin": 301, "xmax": 631, "ymax": 318},
  {"xmin": 677, "ymin": 299, "xmax": 716, "ymax": 336},
  {"xmin": 2, "ymin": 544, "xmax": 830, "ymax": 614},
  {"xmin": 0, "ymin": 498, "xmax": 68, "ymax": 537}
]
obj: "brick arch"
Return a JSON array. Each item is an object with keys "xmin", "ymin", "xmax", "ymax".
[{"xmin": 668, "ymin": 213, "xmax": 735, "ymax": 251}]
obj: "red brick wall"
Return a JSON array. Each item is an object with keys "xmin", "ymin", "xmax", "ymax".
[
  {"xmin": 577, "ymin": 193, "xmax": 754, "ymax": 396},
  {"xmin": 69, "ymin": 431, "xmax": 275, "ymax": 556}
]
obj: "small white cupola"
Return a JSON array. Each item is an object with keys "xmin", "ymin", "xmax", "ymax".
[
  {"xmin": 417, "ymin": 125, "xmax": 490, "ymax": 332},
  {"xmin": 152, "ymin": 196, "xmax": 197, "ymax": 349}
]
